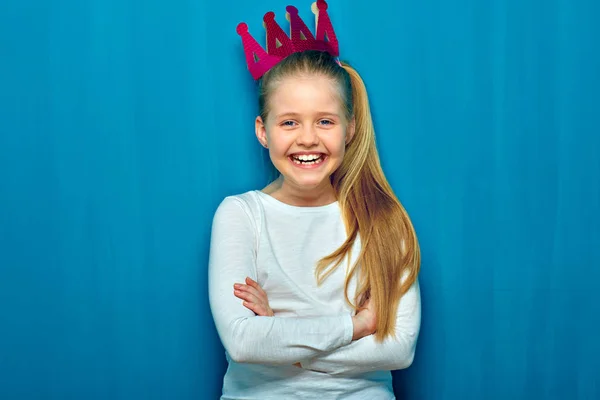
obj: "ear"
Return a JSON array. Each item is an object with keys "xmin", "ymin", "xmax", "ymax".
[
  {"xmin": 346, "ymin": 116, "xmax": 356, "ymax": 144},
  {"xmin": 255, "ymin": 116, "xmax": 268, "ymax": 148}
]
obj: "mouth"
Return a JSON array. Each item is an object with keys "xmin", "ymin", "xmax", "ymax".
[{"xmin": 288, "ymin": 153, "xmax": 327, "ymax": 166}]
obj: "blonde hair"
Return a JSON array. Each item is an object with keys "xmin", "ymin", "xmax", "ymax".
[{"xmin": 258, "ymin": 51, "xmax": 420, "ymax": 342}]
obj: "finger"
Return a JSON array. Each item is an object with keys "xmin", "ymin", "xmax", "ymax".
[
  {"xmin": 245, "ymin": 277, "xmax": 268, "ymax": 296},
  {"xmin": 237, "ymin": 283, "xmax": 260, "ymax": 295},
  {"xmin": 245, "ymin": 277, "xmax": 265, "ymax": 294},
  {"xmin": 233, "ymin": 289, "xmax": 246, "ymax": 301},
  {"xmin": 243, "ymin": 301, "xmax": 270, "ymax": 317},
  {"xmin": 236, "ymin": 284, "xmax": 267, "ymax": 303},
  {"xmin": 245, "ymin": 277, "xmax": 259, "ymax": 288},
  {"xmin": 234, "ymin": 289, "xmax": 263, "ymax": 306},
  {"xmin": 240, "ymin": 300, "xmax": 259, "ymax": 314},
  {"xmin": 233, "ymin": 288, "xmax": 255, "ymax": 301}
]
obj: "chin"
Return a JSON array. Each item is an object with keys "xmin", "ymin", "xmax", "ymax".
[
  {"xmin": 293, "ymin": 177, "xmax": 328, "ymax": 189},
  {"xmin": 286, "ymin": 170, "xmax": 336, "ymax": 190}
]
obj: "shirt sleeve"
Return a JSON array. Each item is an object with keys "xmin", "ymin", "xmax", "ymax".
[
  {"xmin": 299, "ymin": 278, "xmax": 421, "ymax": 376},
  {"xmin": 208, "ymin": 196, "xmax": 354, "ymax": 365}
]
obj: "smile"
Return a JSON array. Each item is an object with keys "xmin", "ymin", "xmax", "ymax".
[{"xmin": 288, "ymin": 153, "xmax": 327, "ymax": 167}]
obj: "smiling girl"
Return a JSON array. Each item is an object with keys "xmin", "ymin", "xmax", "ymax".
[{"xmin": 208, "ymin": 3, "xmax": 421, "ymax": 399}]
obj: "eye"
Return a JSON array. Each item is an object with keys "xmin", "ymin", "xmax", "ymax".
[
  {"xmin": 318, "ymin": 119, "xmax": 334, "ymax": 126},
  {"xmin": 281, "ymin": 120, "xmax": 297, "ymax": 127}
]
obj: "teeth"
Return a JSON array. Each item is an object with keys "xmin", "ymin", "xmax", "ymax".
[
  {"xmin": 294, "ymin": 154, "xmax": 321, "ymax": 161},
  {"xmin": 291, "ymin": 154, "xmax": 324, "ymax": 165}
]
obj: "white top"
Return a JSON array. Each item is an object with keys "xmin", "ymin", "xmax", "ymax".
[{"xmin": 208, "ymin": 190, "xmax": 421, "ymax": 400}]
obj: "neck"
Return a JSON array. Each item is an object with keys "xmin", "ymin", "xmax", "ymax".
[{"xmin": 262, "ymin": 176, "xmax": 337, "ymax": 207}]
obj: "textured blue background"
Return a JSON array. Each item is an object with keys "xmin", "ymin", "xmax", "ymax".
[{"xmin": 1, "ymin": 0, "xmax": 599, "ymax": 398}]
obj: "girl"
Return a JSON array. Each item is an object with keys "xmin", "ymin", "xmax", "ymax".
[{"xmin": 208, "ymin": 34, "xmax": 420, "ymax": 400}]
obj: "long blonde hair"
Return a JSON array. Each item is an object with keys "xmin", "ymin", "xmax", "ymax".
[{"xmin": 258, "ymin": 51, "xmax": 420, "ymax": 342}]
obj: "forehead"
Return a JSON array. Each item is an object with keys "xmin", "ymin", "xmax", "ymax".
[{"xmin": 268, "ymin": 75, "xmax": 343, "ymax": 115}]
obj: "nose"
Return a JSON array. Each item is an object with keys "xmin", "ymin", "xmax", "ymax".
[{"xmin": 296, "ymin": 125, "xmax": 319, "ymax": 147}]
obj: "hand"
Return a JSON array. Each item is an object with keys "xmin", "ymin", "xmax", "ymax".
[
  {"xmin": 233, "ymin": 277, "xmax": 274, "ymax": 317},
  {"xmin": 234, "ymin": 279, "xmax": 302, "ymax": 368},
  {"xmin": 351, "ymin": 296, "xmax": 377, "ymax": 340}
]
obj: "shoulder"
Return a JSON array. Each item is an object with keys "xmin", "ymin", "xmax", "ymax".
[
  {"xmin": 212, "ymin": 190, "xmax": 263, "ymax": 230},
  {"xmin": 214, "ymin": 190, "xmax": 260, "ymax": 216}
]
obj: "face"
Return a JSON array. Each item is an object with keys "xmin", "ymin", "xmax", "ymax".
[{"xmin": 255, "ymin": 74, "xmax": 355, "ymax": 194}]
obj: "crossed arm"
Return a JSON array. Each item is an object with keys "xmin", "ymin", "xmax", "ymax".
[
  {"xmin": 208, "ymin": 197, "xmax": 420, "ymax": 374},
  {"xmin": 235, "ymin": 275, "xmax": 421, "ymax": 376},
  {"xmin": 298, "ymin": 280, "xmax": 420, "ymax": 375}
]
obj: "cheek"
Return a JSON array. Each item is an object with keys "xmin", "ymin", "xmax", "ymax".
[
  {"xmin": 325, "ymin": 132, "xmax": 348, "ymax": 157},
  {"xmin": 266, "ymin": 130, "xmax": 292, "ymax": 155}
]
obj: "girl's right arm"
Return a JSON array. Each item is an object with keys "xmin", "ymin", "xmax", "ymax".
[{"xmin": 208, "ymin": 197, "xmax": 365, "ymax": 365}]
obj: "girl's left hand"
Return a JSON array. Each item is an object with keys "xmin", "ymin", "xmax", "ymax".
[
  {"xmin": 233, "ymin": 277, "xmax": 274, "ymax": 317},
  {"xmin": 233, "ymin": 278, "xmax": 301, "ymax": 368}
]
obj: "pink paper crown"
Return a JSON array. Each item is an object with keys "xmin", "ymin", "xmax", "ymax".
[{"xmin": 236, "ymin": 0, "xmax": 340, "ymax": 80}]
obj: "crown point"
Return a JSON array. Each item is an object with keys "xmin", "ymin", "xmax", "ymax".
[
  {"xmin": 236, "ymin": 23, "xmax": 248, "ymax": 35},
  {"xmin": 316, "ymin": 0, "xmax": 328, "ymax": 11},
  {"xmin": 286, "ymin": 5, "xmax": 299, "ymax": 15},
  {"xmin": 264, "ymin": 11, "xmax": 275, "ymax": 22},
  {"xmin": 263, "ymin": 11, "xmax": 275, "ymax": 29}
]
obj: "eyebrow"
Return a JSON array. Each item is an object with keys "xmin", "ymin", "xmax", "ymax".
[{"xmin": 275, "ymin": 112, "xmax": 341, "ymax": 119}]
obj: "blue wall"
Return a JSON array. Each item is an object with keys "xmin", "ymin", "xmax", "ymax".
[{"xmin": 1, "ymin": 0, "xmax": 598, "ymax": 398}]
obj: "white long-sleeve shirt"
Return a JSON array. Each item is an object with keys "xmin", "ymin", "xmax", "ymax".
[{"xmin": 208, "ymin": 190, "xmax": 421, "ymax": 400}]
